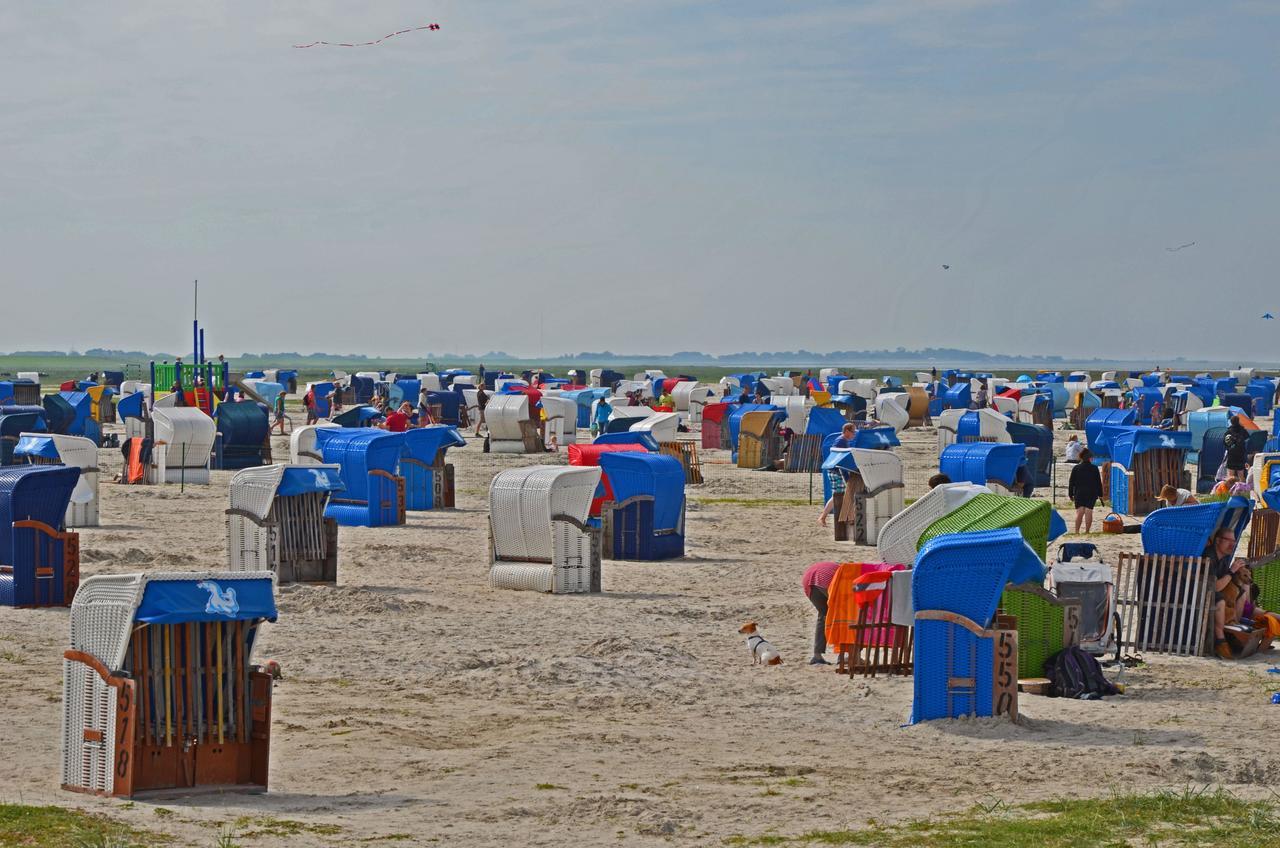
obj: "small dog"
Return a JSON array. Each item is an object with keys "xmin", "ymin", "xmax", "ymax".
[{"xmin": 739, "ymin": 621, "xmax": 782, "ymax": 665}]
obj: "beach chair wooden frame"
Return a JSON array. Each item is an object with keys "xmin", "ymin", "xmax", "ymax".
[{"xmin": 1114, "ymin": 553, "xmax": 1213, "ymax": 656}]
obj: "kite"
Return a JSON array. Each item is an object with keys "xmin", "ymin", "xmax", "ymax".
[
  {"xmin": 1166, "ymin": 242, "xmax": 1195, "ymax": 252},
  {"xmin": 1264, "ymin": 313, "xmax": 1275, "ymax": 320},
  {"xmin": 293, "ymin": 23, "xmax": 440, "ymax": 48}
]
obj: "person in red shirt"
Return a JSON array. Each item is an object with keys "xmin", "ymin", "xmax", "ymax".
[
  {"xmin": 384, "ymin": 402, "xmax": 412, "ymax": 432},
  {"xmin": 802, "ymin": 561, "xmax": 841, "ymax": 665}
]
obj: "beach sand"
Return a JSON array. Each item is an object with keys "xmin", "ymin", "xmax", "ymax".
[{"xmin": 2, "ymin": 419, "xmax": 1277, "ymax": 846}]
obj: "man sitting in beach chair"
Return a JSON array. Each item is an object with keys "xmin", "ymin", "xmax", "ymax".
[{"xmin": 1207, "ymin": 527, "xmax": 1254, "ymax": 659}]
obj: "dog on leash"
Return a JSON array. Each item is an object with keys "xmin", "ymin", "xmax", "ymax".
[{"xmin": 739, "ymin": 621, "xmax": 782, "ymax": 665}]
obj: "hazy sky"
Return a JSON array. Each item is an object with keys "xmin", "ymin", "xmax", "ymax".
[{"xmin": 3, "ymin": 1, "xmax": 1278, "ymax": 361}]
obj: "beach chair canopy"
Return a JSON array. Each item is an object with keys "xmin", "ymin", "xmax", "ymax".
[
  {"xmin": 917, "ymin": 493, "xmax": 1055, "ymax": 559},
  {"xmin": 489, "ymin": 466, "xmax": 600, "ymax": 562},
  {"xmin": 593, "ymin": 431, "xmax": 659, "ymax": 450},
  {"xmin": 598, "ymin": 452, "xmax": 685, "ymax": 531},
  {"xmin": 913, "ymin": 527, "xmax": 1046, "ymax": 627},
  {"xmin": 401, "ymin": 425, "xmax": 466, "ymax": 464},
  {"xmin": 1084, "ymin": 407, "xmax": 1137, "ymax": 457},
  {"xmin": 939, "ymin": 442, "xmax": 1026, "ymax": 488},
  {"xmin": 1141, "ymin": 496, "xmax": 1253, "ymax": 558},
  {"xmin": 230, "ymin": 464, "xmax": 345, "ymax": 522},
  {"xmin": 1110, "ymin": 427, "xmax": 1190, "ymax": 468},
  {"xmin": 332, "ymin": 405, "xmax": 384, "ymax": 427}
]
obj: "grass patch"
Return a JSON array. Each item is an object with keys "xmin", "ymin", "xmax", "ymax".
[
  {"xmin": 232, "ymin": 816, "xmax": 343, "ymax": 838},
  {"xmin": 535, "ymin": 783, "xmax": 564, "ymax": 791},
  {"xmin": 725, "ymin": 788, "xmax": 1280, "ymax": 847},
  {"xmin": 0, "ymin": 804, "xmax": 164, "ymax": 847},
  {"xmin": 693, "ymin": 497, "xmax": 811, "ymax": 508}
]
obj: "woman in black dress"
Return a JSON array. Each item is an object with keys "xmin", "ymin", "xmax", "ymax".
[{"xmin": 1068, "ymin": 448, "xmax": 1104, "ymax": 533}]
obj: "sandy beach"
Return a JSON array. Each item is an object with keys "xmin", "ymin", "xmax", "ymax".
[{"xmin": 2, "ymin": 420, "xmax": 1278, "ymax": 846}]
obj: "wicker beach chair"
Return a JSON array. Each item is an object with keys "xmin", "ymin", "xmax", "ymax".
[
  {"xmin": 400, "ymin": 426, "xmax": 466, "ymax": 510},
  {"xmin": 227, "ymin": 464, "xmax": 342, "ymax": 583},
  {"xmin": 61, "ymin": 571, "xmax": 277, "ymax": 797},
  {"xmin": 598, "ymin": 453, "xmax": 686, "ymax": 561},
  {"xmin": 911, "ymin": 528, "xmax": 1044, "ymax": 722},
  {"xmin": 488, "ymin": 466, "xmax": 602, "ymax": 593},
  {"xmin": 315, "ymin": 428, "xmax": 406, "ymax": 528},
  {"xmin": 0, "ymin": 465, "xmax": 81, "ymax": 607}
]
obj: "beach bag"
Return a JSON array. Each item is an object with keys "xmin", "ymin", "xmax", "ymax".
[
  {"xmin": 1045, "ymin": 646, "xmax": 1118, "ymax": 699},
  {"xmin": 1102, "ymin": 513, "xmax": 1125, "ymax": 534}
]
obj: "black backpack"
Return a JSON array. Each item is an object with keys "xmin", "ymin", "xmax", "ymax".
[{"xmin": 1044, "ymin": 646, "xmax": 1119, "ymax": 699}]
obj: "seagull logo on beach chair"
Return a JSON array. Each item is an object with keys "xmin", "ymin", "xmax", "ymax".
[{"xmin": 197, "ymin": 581, "xmax": 240, "ymax": 617}]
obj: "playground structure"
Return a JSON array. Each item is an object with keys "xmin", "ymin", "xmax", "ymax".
[{"xmin": 61, "ymin": 571, "xmax": 276, "ymax": 797}]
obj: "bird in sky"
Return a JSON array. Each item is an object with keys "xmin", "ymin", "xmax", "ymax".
[
  {"xmin": 1263, "ymin": 313, "xmax": 1275, "ymax": 320},
  {"xmin": 1166, "ymin": 242, "xmax": 1196, "ymax": 252},
  {"xmin": 941, "ymin": 264, "xmax": 950, "ymax": 270}
]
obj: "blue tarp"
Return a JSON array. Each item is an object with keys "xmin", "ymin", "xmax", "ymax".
[
  {"xmin": 136, "ymin": 576, "xmax": 278, "ymax": 625},
  {"xmin": 278, "ymin": 466, "xmax": 345, "ymax": 497},
  {"xmin": 804, "ymin": 407, "xmax": 846, "ymax": 437},
  {"xmin": 12, "ymin": 435, "xmax": 59, "ymax": 460}
]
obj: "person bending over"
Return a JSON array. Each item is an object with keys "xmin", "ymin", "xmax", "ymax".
[{"xmin": 801, "ymin": 561, "xmax": 840, "ymax": 665}]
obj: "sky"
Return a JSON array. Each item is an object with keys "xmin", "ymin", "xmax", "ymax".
[{"xmin": 2, "ymin": 1, "xmax": 1278, "ymax": 362}]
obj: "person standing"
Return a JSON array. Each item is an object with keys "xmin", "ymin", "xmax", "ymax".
[
  {"xmin": 1067, "ymin": 448, "xmax": 1103, "ymax": 533},
  {"xmin": 1224, "ymin": 415, "xmax": 1250, "ymax": 483},
  {"xmin": 473, "ymin": 385, "xmax": 489, "ymax": 437},
  {"xmin": 802, "ymin": 561, "xmax": 841, "ymax": 665}
]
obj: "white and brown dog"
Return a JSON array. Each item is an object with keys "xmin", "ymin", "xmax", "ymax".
[{"xmin": 739, "ymin": 621, "xmax": 782, "ymax": 665}]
